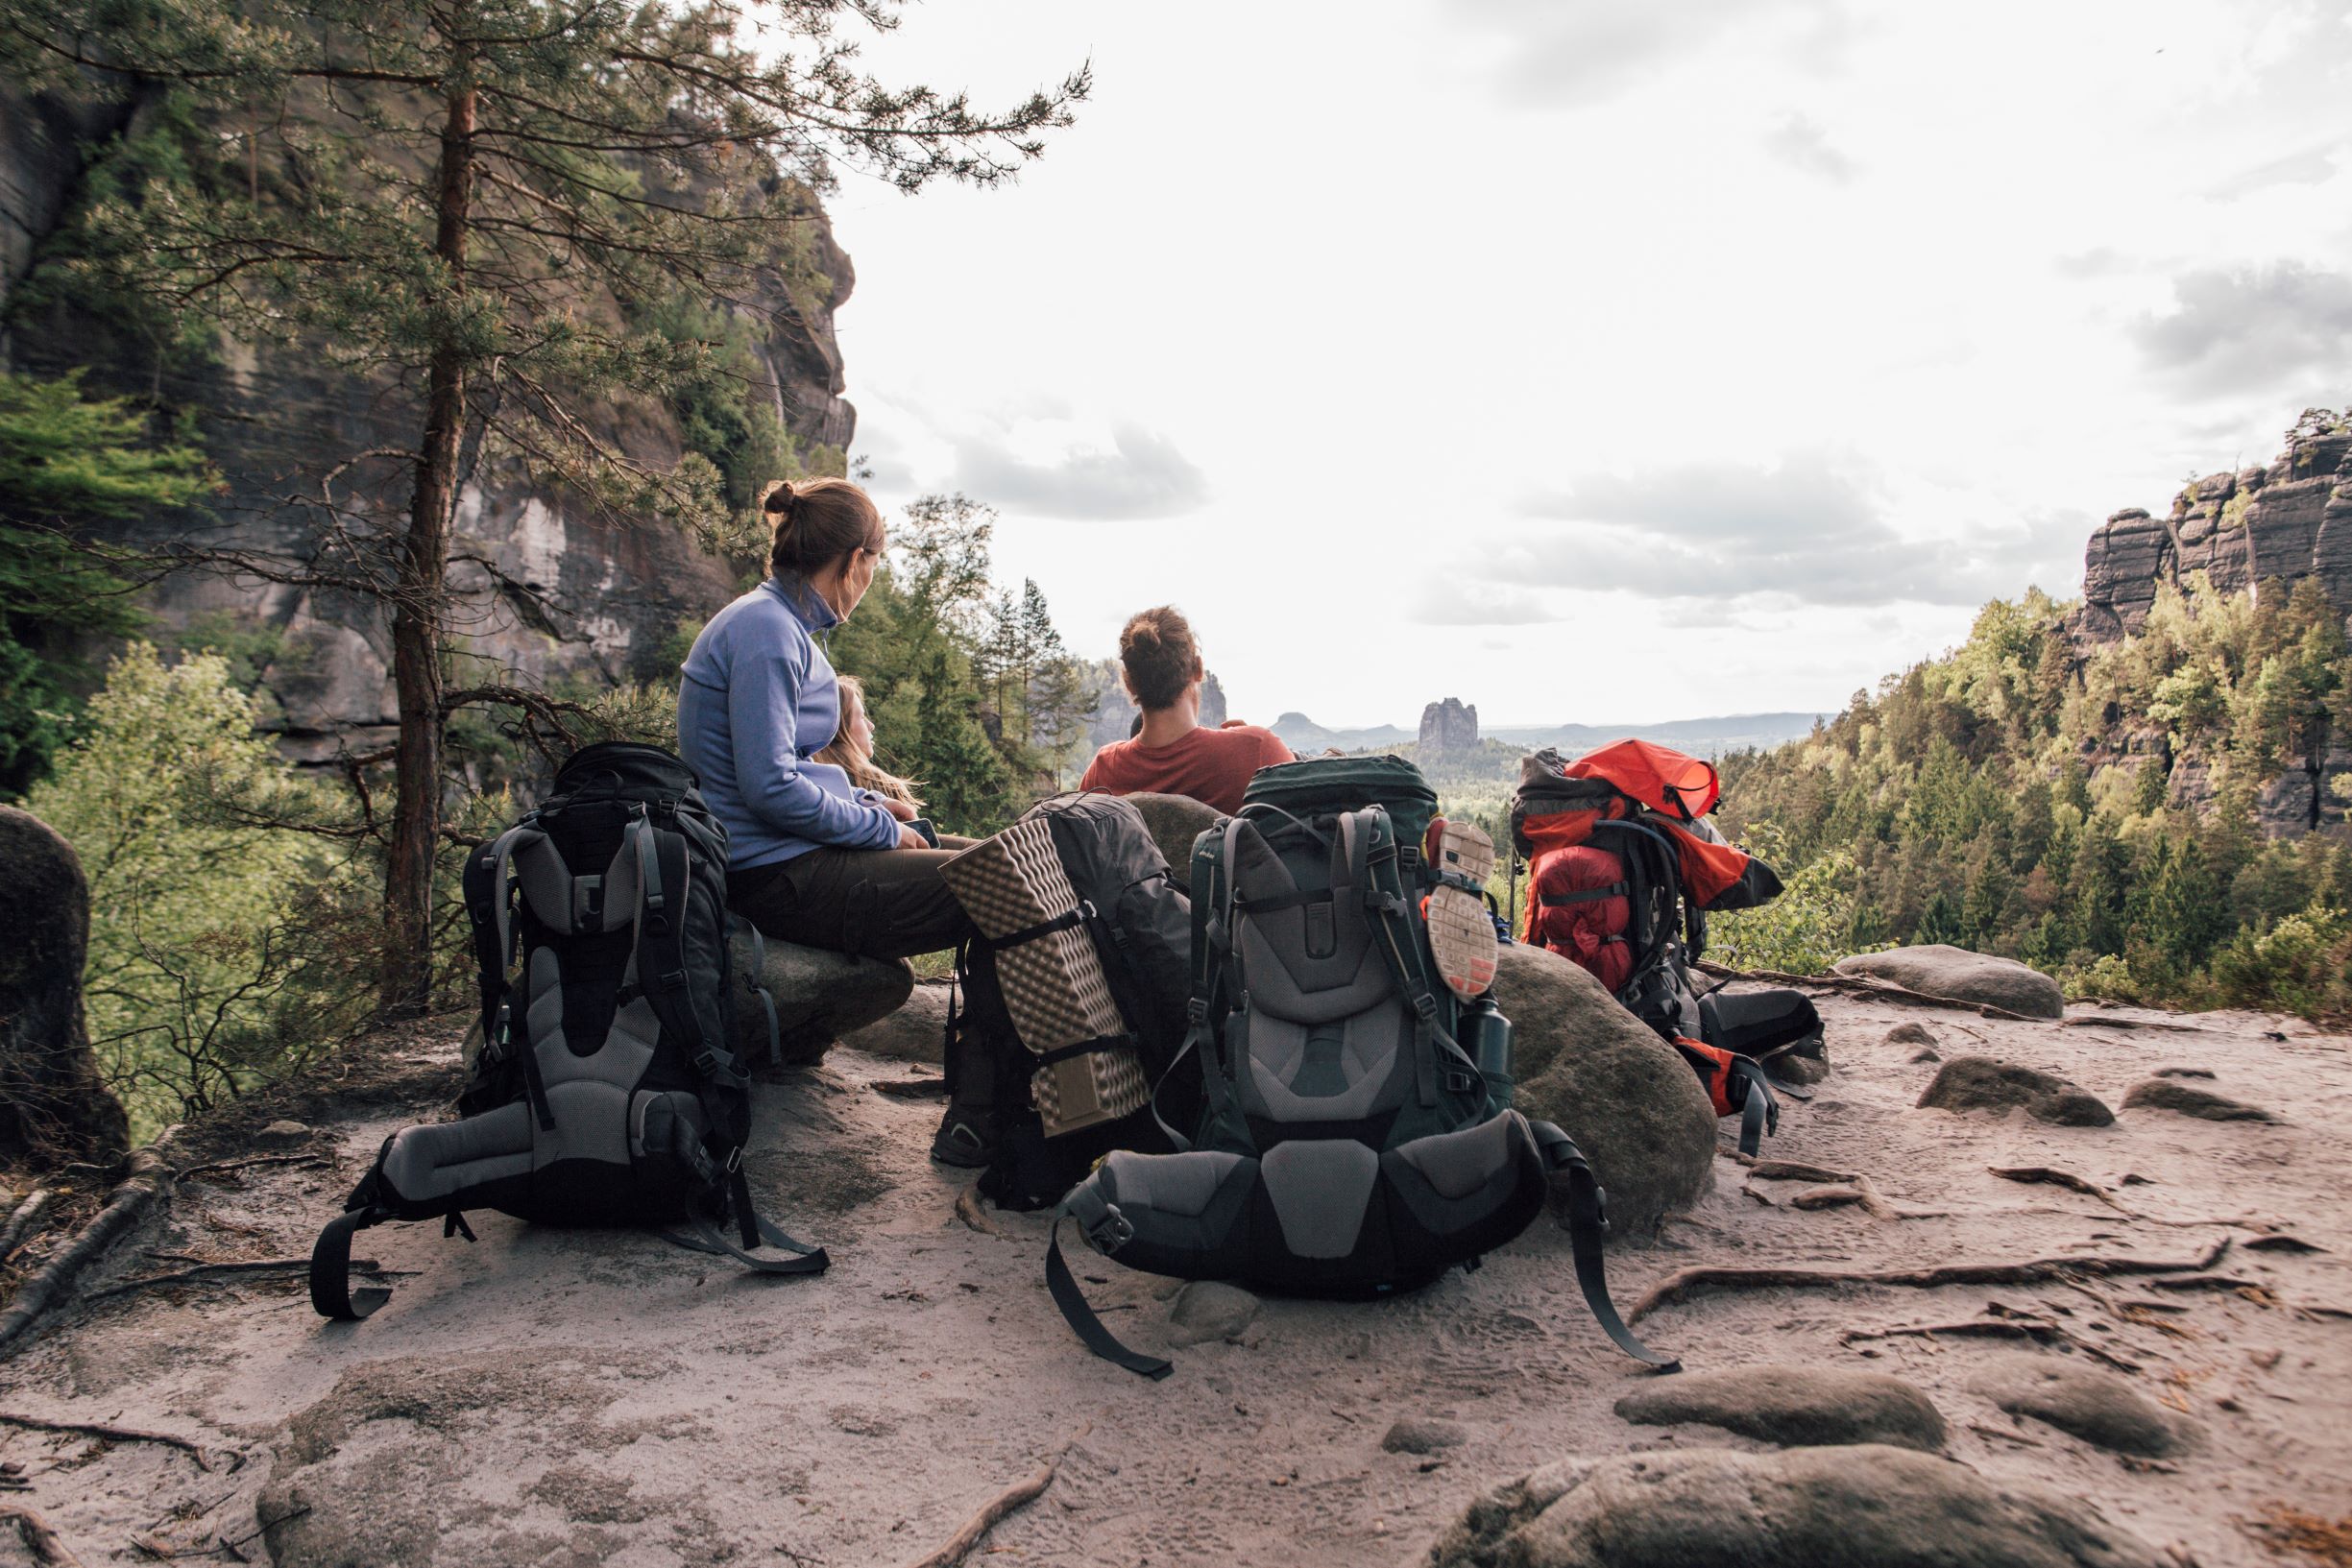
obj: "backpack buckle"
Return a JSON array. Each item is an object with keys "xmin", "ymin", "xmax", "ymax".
[
  {"xmin": 1185, "ymin": 998, "xmax": 1208, "ymax": 1025},
  {"xmin": 1085, "ymin": 1204, "xmax": 1135, "ymax": 1254},
  {"xmin": 659, "ymin": 968, "xmax": 688, "ymax": 991},
  {"xmin": 1444, "ymin": 1070, "xmax": 1477, "ymax": 1095},
  {"xmin": 724, "ymin": 1146, "xmax": 743, "ymax": 1173}
]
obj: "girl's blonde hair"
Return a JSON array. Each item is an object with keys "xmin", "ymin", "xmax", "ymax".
[{"xmin": 817, "ymin": 675, "xmax": 922, "ymax": 809}]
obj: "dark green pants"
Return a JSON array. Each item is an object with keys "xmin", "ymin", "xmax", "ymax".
[{"xmin": 727, "ymin": 839, "xmax": 977, "ymax": 960}]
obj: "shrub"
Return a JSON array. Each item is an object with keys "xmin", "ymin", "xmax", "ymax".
[{"xmin": 27, "ymin": 644, "xmax": 374, "ymax": 1139}]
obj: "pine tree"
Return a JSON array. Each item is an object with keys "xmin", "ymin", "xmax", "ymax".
[
  {"xmin": 0, "ymin": 370, "xmax": 212, "ymax": 792},
  {"xmin": 0, "ymin": 4, "xmax": 1083, "ymax": 1009},
  {"xmin": 1914, "ymin": 889, "xmax": 1965, "ymax": 947}
]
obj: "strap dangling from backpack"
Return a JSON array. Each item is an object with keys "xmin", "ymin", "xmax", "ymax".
[
  {"xmin": 1046, "ymin": 1199, "xmax": 1172, "ymax": 1381},
  {"xmin": 1527, "ymin": 1121, "xmax": 1680, "ymax": 1371}
]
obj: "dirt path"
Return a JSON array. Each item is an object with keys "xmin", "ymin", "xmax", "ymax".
[{"xmin": 4, "ymin": 995, "xmax": 2347, "ymax": 1566}]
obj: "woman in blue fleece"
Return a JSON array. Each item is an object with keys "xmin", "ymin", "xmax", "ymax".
[{"xmin": 678, "ymin": 477, "xmax": 975, "ymax": 963}]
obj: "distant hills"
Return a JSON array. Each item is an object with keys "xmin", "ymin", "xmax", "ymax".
[{"xmin": 1269, "ymin": 711, "xmax": 1829, "ymax": 759}]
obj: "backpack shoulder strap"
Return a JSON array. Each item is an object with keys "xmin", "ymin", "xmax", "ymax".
[{"xmin": 1351, "ymin": 808, "xmax": 1485, "ymax": 1115}]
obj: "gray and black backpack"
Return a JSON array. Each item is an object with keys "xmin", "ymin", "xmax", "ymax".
[
  {"xmin": 309, "ymin": 742, "xmax": 826, "ymax": 1320},
  {"xmin": 1048, "ymin": 757, "xmax": 1676, "ymax": 1378}
]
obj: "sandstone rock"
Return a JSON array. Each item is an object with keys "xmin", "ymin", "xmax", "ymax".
[
  {"xmin": 839, "ymin": 981, "xmax": 952, "ymax": 1065},
  {"xmin": 1495, "ymin": 944, "xmax": 1716, "ymax": 1235},
  {"xmin": 1382, "ymin": 1417, "xmax": 1468, "ymax": 1455},
  {"xmin": 1764, "ymin": 1051, "xmax": 1830, "ymax": 1085},
  {"xmin": 1967, "ymin": 1354, "xmax": 2196, "ymax": 1457},
  {"xmin": 257, "ymin": 1351, "xmax": 663, "ymax": 1568},
  {"xmin": 1834, "ymin": 945, "xmax": 2065, "ymax": 1019},
  {"xmin": 259, "ymin": 1120, "xmax": 311, "ymax": 1141},
  {"xmin": 0, "ymin": 805, "xmax": 127, "ymax": 1165},
  {"xmin": 1613, "ymin": 1364, "xmax": 1948, "ymax": 1452},
  {"xmin": 1885, "ymin": 1022, "xmax": 1938, "ymax": 1048},
  {"xmin": 2122, "ymin": 1077, "xmax": 2277, "ymax": 1122},
  {"xmin": 727, "ymin": 930, "xmax": 912, "ymax": 1072},
  {"xmin": 1126, "ymin": 791, "xmax": 1221, "ymax": 892},
  {"xmin": 1167, "ymin": 1281, "xmax": 1260, "ymax": 1347},
  {"xmin": 1917, "ymin": 1057, "xmax": 2113, "ymax": 1126},
  {"xmin": 1418, "ymin": 697, "xmax": 1480, "ymax": 753},
  {"xmin": 1426, "ymin": 1444, "xmax": 2160, "ymax": 1568}
]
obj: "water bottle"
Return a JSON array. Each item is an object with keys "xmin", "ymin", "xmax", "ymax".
[{"xmin": 1461, "ymin": 996, "xmax": 1514, "ymax": 1110}]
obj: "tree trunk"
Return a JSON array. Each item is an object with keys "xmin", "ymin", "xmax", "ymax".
[{"xmin": 379, "ymin": 60, "xmax": 478, "ymax": 1018}]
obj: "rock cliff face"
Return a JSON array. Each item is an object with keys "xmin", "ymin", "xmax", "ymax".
[
  {"xmin": 2069, "ymin": 413, "xmax": 2352, "ymax": 839},
  {"xmin": 1079, "ymin": 660, "xmax": 1226, "ymax": 754},
  {"xmin": 2074, "ymin": 416, "xmax": 2352, "ymax": 642},
  {"xmin": 1418, "ymin": 696, "xmax": 1479, "ymax": 753},
  {"xmin": 0, "ymin": 88, "xmax": 856, "ymax": 760}
]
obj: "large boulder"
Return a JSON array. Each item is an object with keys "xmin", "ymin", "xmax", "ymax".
[
  {"xmin": 1917, "ymin": 1056, "xmax": 2114, "ymax": 1127},
  {"xmin": 1967, "ymin": 1354, "xmax": 2197, "ymax": 1457},
  {"xmin": 839, "ymin": 980, "xmax": 952, "ymax": 1065},
  {"xmin": 1833, "ymin": 945, "xmax": 2065, "ymax": 1018},
  {"xmin": 1613, "ymin": 1364, "xmax": 1949, "ymax": 1452},
  {"xmin": 1426, "ymin": 1444, "xmax": 2162, "ymax": 1568},
  {"xmin": 1492, "ymin": 944, "xmax": 1715, "ymax": 1234},
  {"xmin": 725, "ymin": 930, "xmax": 912, "ymax": 1072},
  {"xmin": 1126, "ymin": 791, "xmax": 1220, "ymax": 891},
  {"xmin": 0, "ymin": 805, "xmax": 128, "ymax": 1165},
  {"xmin": 2121, "ymin": 1077, "xmax": 2277, "ymax": 1122}
]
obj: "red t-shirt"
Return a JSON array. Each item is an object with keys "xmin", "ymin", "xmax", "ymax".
[{"xmin": 1079, "ymin": 724, "xmax": 1295, "ymax": 814}]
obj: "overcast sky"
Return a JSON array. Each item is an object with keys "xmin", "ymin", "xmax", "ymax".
[{"xmin": 814, "ymin": 1, "xmax": 2352, "ymax": 728}]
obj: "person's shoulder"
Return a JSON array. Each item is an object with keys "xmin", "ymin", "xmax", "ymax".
[
  {"xmin": 1219, "ymin": 723, "xmax": 1294, "ymax": 761},
  {"xmin": 1079, "ymin": 738, "xmax": 1131, "ymax": 785}
]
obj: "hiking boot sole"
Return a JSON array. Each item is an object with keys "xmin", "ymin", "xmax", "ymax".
[{"xmin": 1427, "ymin": 819, "xmax": 1499, "ymax": 1000}]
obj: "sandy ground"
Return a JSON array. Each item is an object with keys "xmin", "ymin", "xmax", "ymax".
[{"xmin": 4, "ymin": 991, "xmax": 2348, "ymax": 1567}]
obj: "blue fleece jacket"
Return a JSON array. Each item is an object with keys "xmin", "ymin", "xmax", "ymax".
[{"xmin": 677, "ymin": 576, "xmax": 900, "ymax": 870}]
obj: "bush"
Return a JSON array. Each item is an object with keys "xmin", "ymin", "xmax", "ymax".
[
  {"xmin": 1709, "ymin": 849, "xmax": 1884, "ymax": 975},
  {"xmin": 2207, "ymin": 909, "xmax": 2352, "ymax": 1019},
  {"xmin": 26, "ymin": 644, "xmax": 374, "ymax": 1139}
]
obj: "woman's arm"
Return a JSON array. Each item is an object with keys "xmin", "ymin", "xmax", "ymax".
[{"xmin": 727, "ymin": 649, "xmax": 900, "ymax": 850}]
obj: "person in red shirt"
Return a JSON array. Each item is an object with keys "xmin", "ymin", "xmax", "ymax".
[{"xmin": 1080, "ymin": 606, "xmax": 1293, "ymax": 812}]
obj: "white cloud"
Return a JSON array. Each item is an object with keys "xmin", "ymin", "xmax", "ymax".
[
  {"xmin": 947, "ymin": 422, "xmax": 1209, "ymax": 521},
  {"xmin": 2134, "ymin": 262, "xmax": 2352, "ymax": 393},
  {"xmin": 1762, "ymin": 113, "xmax": 1857, "ymax": 182}
]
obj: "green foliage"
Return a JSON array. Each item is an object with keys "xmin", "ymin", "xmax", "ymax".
[
  {"xmin": 0, "ymin": 369, "xmax": 213, "ymax": 793},
  {"xmin": 27, "ymin": 644, "xmax": 374, "ymax": 1140},
  {"xmin": 828, "ymin": 495, "xmax": 1087, "ymax": 837},
  {"xmin": 1716, "ymin": 572, "xmax": 2352, "ymax": 1019},
  {"xmin": 1710, "ymin": 849, "xmax": 1884, "ymax": 975}
]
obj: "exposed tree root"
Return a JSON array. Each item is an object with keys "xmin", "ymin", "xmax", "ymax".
[
  {"xmin": 0, "ymin": 1152, "xmax": 168, "ymax": 1360},
  {"xmin": 0, "ymin": 1504, "xmax": 85, "ymax": 1567},
  {"xmin": 85, "ymin": 1257, "xmax": 380, "ymax": 1305},
  {"xmin": 0, "ymin": 1192, "xmax": 54, "ymax": 1266},
  {"xmin": 953, "ymin": 1186, "xmax": 1000, "ymax": 1238},
  {"xmin": 1840, "ymin": 1315, "xmax": 2143, "ymax": 1372},
  {"xmin": 172, "ymin": 1154, "xmax": 328, "ymax": 1186},
  {"xmin": 1989, "ymin": 1166, "xmax": 2132, "ymax": 1211},
  {"xmin": 1627, "ymin": 1238, "xmax": 2231, "ymax": 1323},
  {"xmin": 0, "ymin": 1411, "xmax": 233, "ymax": 1472},
  {"xmin": 900, "ymin": 1421, "xmax": 1090, "ymax": 1568},
  {"xmin": 1739, "ymin": 1157, "xmax": 1862, "ymax": 1184}
]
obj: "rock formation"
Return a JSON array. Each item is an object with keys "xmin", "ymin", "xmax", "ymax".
[
  {"xmin": 0, "ymin": 86, "xmax": 857, "ymax": 763},
  {"xmin": 0, "ymin": 805, "xmax": 126, "ymax": 1165},
  {"xmin": 1418, "ymin": 696, "xmax": 1480, "ymax": 753},
  {"xmin": 2074, "ymin": 414, "xmax": 2352, "ymax": 643},
  {"xmin": 1079, "ymin": 660, "xmax": 1227, "ymax": 753}
]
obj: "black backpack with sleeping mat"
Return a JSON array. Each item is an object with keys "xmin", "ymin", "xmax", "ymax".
[{"xmin": 308, "ymin": 742, "xmax": 827, "ymax": 1320}]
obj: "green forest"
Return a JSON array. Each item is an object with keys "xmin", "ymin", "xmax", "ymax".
[{"xmin": 1708, "ymin": 570, "xmax": 2352, "ymax": 1019}]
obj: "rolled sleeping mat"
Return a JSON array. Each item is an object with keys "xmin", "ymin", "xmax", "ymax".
[{"xmin": 939, "ymin": 817, "xmax": 1150, "ymax": 1134}]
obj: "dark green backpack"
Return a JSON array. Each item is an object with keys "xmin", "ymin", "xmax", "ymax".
[{"xmin": 1048, "ymin": 756, "xmax": 1676, "ymax": 1378}]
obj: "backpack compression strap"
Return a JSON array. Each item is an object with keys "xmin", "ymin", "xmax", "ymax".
[{"xmin": 1526, "ymin": 1121, "xmax": 1682, "ymax": 1371}]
